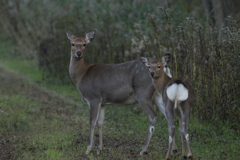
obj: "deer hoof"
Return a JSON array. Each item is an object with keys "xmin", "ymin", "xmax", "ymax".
[
  {"xmin": 188, "ymin": 155, "xmax": 193, "ymax": 159},
  {"xmin": 182, "ymin": 155, "xmax": 187, "ymax": 159},
  {"xmin": 97, "ymin": 145, "xmax": 102, "ymax": 155},
  {"xmin": 85, "ymin": 145, "xmax": 92, "ymax": 155},
  {"xmin": 97, "ymin": 149, "xmax": 101, "ymax": 155},
  {"xmin": 140, "ymin": 150, "xmax": 147, "ymax": 156}
]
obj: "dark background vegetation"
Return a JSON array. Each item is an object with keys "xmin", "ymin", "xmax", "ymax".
[{"xmin": 0, "ymin": 0, "xmax": 239, "ymax": 159}]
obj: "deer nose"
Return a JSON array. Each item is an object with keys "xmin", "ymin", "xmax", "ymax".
[
  {"xmin": 77, "ymin": 51, "xmax": 82, "ymax": 56},
  {"xmin": 150, "ymin": 72, "xmax": 154, "ymax": 77}
]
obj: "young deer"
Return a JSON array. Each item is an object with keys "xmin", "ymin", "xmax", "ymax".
[
  {"xmin": 66, "ymin": 30, "xmax": 173, "ymax": 155},
  {"xmin": 141, "ymin": 54, "xmax": 196, "ymax": 159}
]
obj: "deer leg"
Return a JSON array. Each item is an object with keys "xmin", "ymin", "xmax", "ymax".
[
  {"xmin": 179, "ymin": 119, "xmax": 187, "ymax": 158},
  {"xmin": 97, "ymin": 106, "xmax": 105, "ymax": 155},
  {"xmin": 182, "ymin": 110, "xmax": 192, "ymax": 159},
  {"xmin": 166, "ymin": 115, "xmax": 175, "ymax": 159},
  {"xmin": 172, "ymin": 135, "xmax": 178, "ymax": 153},
  {"xmin": 136, "ymin": 96, "xmax": 158, "ymax": 155},
  {"xmin": 140, "ymin": 118, "xmax": 157, "ymax": 156},
  {"xmin": 86, "ymin": 100, "xmax": 101, "ymax": 155}
]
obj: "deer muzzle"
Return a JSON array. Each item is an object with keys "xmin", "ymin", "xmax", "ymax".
[
  {"xmin": 150, "ymin": 72, "xmax": 154, "ymax": 77},
  {"xmin": 76, "ymin": 51, "xmax": 82, "ymax": 57}
]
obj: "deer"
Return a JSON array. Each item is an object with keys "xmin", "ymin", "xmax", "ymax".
[
  {"xmin": 141, "ymin": 54, "xmax": 196, "ymax": 159},
  {"xmin": 66, "ymin": 29, "xmax": 174, "ymax": 155}
]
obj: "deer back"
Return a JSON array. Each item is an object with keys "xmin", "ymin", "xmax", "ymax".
[{"xmin": 77, "ymin": 59, "xmax": 155, "ymax": 105}]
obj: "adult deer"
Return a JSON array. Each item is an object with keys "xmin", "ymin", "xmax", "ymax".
[
  {"xmin": 141, "ymin": 54, "xmax": 196, "ymax": 159},
  {"xmin": 66, "ymin": 30, "xmax": 172, "ymax": 155}
]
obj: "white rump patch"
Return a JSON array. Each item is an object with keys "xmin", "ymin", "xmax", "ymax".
[{"xmin": 166, "ymin": 83, "xmax": 188, "ymax": 108}]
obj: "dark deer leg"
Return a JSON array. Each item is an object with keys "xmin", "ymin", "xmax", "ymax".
[
  {"xmin": 86, "ymin": 100, "xmax": 101, "ymax": 155},
  {"xmin": 179, "ymin": 119, "xmax": 187, "ymax": 158},
  {"xmin": 97, "ymin": 106, "xmax": 105, "ymax": 155},
  {"xmin": 135, "ymin": 91, "xmax": 158, "ymax": 156},
  {"xmin": 182, "ymin": 109, "xmax": 192, "ymax": 159},
  {"xmin": 166, "ymin": 102, "xmax": 175, "ymax": 159},
  {"xmin": 172, "ymin": 135, "xmax": 178, "ymax": 153},
  {"xmin": 140, "ymin": 117, "xmax": 157, "ymax": 156}
]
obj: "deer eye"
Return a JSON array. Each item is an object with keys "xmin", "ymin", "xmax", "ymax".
[
  {"xmin": 158, "ymin": 66, "xmax": 161, "ymax": 68},
  {"xmin": 71, "ymin": 43, "xmax": 74, "ymax": 46},
  {"xmin": 148, "ymin": 66, "xmax": 151, "ymax": 68},
  {"xmin": 83, "ymin": 44, "xmax": 86, "ymax": 46}
]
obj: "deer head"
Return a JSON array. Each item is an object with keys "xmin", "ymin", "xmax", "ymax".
[
  {"xmin": 141, "ymin": 53, "xmax": 172, "ymax": 79},
  {"xmin": 66, "ymin": 29, "xmax": 96, "ymax": 58}
]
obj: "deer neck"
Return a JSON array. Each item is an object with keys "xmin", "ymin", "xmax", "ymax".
[
  {"xmin": 153, "ymin": 74, "xmax": 171, "ymax": 95},
  {"xmin": 69, "ymin": 56, "xmax": 89, "ymax": 85}
]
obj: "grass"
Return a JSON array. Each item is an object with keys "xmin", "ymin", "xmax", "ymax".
[{"xmin": 0, "ymin": 37, "xmax": 239, "ymax": 159}]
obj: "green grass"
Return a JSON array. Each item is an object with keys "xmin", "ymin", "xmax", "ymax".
[{"xmin": 0, "ymin": 37, "xmax": 239, "ymax": 159}]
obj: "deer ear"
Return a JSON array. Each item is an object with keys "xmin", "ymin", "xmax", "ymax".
[
  {"xmin": 66, "ymin": 29, "xmax": 74, "ymax": 40},
  {"xmin": 162, "ymin": 53, "xmax": 171, "ymax": 64},
  {"xmin": 140, "ymin": 57, "xmax": 150, "ymax": 67},
  {"xmin": 85, "ymin": 30, "xmax": 96, "ymax": 44}
]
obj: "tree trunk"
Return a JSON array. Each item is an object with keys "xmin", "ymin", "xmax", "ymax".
[
  {"xmin": 211, "ymin": 0, "xmax": 224, "ymax": 30},
  {"xmin": 202, "ymin": 0, "xmax": 211, "ymax": 19}
]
